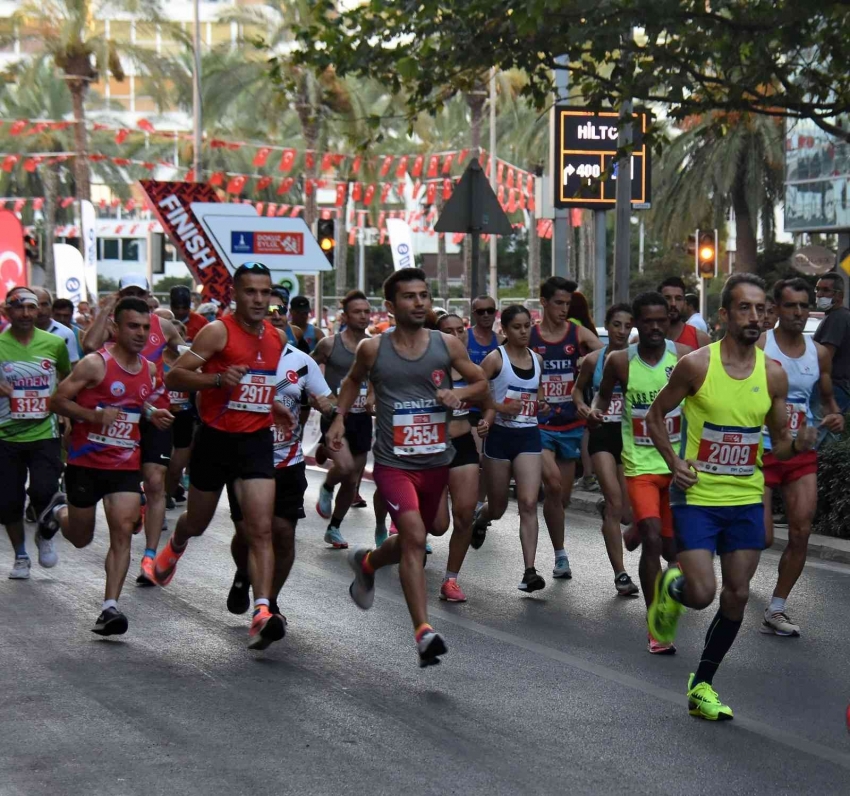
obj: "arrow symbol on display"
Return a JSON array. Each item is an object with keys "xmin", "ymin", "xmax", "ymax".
[{"xmin": 565, "ymin": 164, "xmax": 576, "ymax": 177}]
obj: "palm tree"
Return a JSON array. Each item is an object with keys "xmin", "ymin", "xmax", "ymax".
[{"xmin": 650, "ymin": 113, "xmax": 784, "ymax": 270}]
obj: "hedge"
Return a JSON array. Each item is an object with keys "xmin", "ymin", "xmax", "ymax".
[{"xmin": 813, "ymin": 434, "xmax": 850, "ymax": 538}]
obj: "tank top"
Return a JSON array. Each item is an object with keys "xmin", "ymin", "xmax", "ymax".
[
  {"xmin": 142, "ymin": 313, "xmax": 170, "ymax": 410},
  {"xmin": 675, "ymin": 322, "xmax": 700, "ymax": 350},
  {"xmin": 67, "ymin": 346, "xmax": 153, "ymax": 471},
  {"xmin": 325, "ymin": 334, "xmax": 369, "ymax": 413},
  {"xmin": 592, "ymin": 346, "xmax": 624, "ymax": 425},
  {"xmin": 530, "ymin": 323, "xmax": 583, "ymax": 431},
  {"xmin": 676, "ymin": 342, "xmax": 771, "ymax": 506},
  {"xmin": 762, "ymin": 330, "xmax": 819, "ymax": 449},
  {"xmin": 371, "ymin": 330, "xmax": 454, "ymax": 469},
  {"xmin": 490, "ymin": 346, "xmax": 541, "ymax": 429},
  {"xmin": 467, "ymin": 327, "xmax": 499, "ymax": 366},
  {"xmin": 622, "ymin": 340, "xmax": 681, "ymax": 477},
  {"xmin": 164, "ymin": 361, "xmax": 191, "ymax": 413},
  {"xmin": 303, "ymin": 323, "xmax": 318, "ymax": 352},
  {"xmin": 197, "ymin": 315, "xmax": 284, "ymax": 434}
]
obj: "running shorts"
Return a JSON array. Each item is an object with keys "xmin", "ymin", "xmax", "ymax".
[
  {"xmin": 450, "ymin": 431, "xmax": 480, "ymax": 468},
  {"xmin": 372, "ymin": 463, "xmax": 449, "ymax": 530},
  {"xmin": 172, "ymin": 408, "xmax": 197, "ymax": 450},
  {"xmin": 483, "ymin": 424, "xmax": 542, "ymax": 463},
  {"xmin": 320, "ymin": 412, "xmax": 373, "ymax": 457},
  {"xmin": 588, "ymin": 422, "xmax": 622, "ymax": 464},
  {"xmin": 672, "ymin": 503, "xmax": 765, "ymax": 555},
  {"xmin": 189, "ymin": 425, "xmax": 274, "ymax": 492},
  {"xmin": 140, "ymin": 418, "xmax": 173, "ymax": 466},
  {"xmin": 227, "ymin": 462, "xmax": 308, "ymax": 524},
  {"xmin": 539, "ymin": 426, "xmax": 583, "ymax": 460},
  {"xmin": 762, "ymin": 450, "xmax": 817, "ymax": 489},
  {"xmin": 0, "ymin": 438, "xmax": 64, "ymax": 524},
  {"xmin": 625, "ymin": 473, "xmax": 674, "ymax": 539},
  {"xmin": 66, "ymin": 464, "xmax": 141, "ymax": 509}
]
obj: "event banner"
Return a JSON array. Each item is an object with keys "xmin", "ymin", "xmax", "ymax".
[
  {"xmin": 54, "ymin": 243, "xmax": 87, "ymax": 308},
  {"xmin": 138, "ymin": 180, "xmax": 232, "ymax": 304},
  {"xmin": 386, "ymin": 218, "xmax": 415, "ymax": 271},
  {"xmin": 80, "ymin": 200, "xmax": 98, "ymax": 299},
  {"xmin": 0, "ymin": 210, "xmax": 25, "ymax": 302}
]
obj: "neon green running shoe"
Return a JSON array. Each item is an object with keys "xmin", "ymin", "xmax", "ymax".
[
  {"xmin": 647, "ymin": 566, "xmax": 686, "ymax": 644},
  {"xmin": 687, "ymin": 674, "xmax": 734, "ymax": 721}
]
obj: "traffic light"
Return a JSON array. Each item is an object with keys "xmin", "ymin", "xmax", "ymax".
[
  {"xmin": 696, "ymin": 229, "xmax": 718, "ymax": 279},
  {"xmin": 317, "ymin": 218, "xmax": 335, "ymax": 265}
]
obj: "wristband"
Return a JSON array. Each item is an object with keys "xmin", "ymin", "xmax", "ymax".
[
  {"xmin": 215, "ymin": 373, "xmax": 222, "ymax": 388},
  {"xmin": 144, "ymin": 404, "xmax": 154, "ymax": 420}
]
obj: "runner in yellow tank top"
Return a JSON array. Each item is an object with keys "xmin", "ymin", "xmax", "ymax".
[{"xmin": 644, "ymin": 275, "xmax": 817, "ymax": 722}]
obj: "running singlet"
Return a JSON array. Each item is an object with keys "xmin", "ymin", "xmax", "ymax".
[
  {"xmin": 763, "ymin": 330, "xmax": 819, "ymax": 450},
  {"xmin": 593, "ymin": 346, "xmax": 624, "ymax": 424},
  {"xmin": 164, "ymin": 361, "xmax": 191, "ymax": 413},
  {"xmin": 490, "ymin": 346, "xmax": 541, "ymax": 429},
  {"xmin": 676, "ymin": 342, "xmax": 771, "ymax": 506},
  {"xmin": 142, "ymin": 313, "xmax": 171, "ymax": 410},
  {"xmin": 371, "ymin": 330, "xmax": 454, "ymax": 469},
  {"xmin": 197, "ymin": 315, "xmax": 284, "ymax": 434},
  {"xmin": 273, "ymin": 344, "xmax": 331, "ymax": 468},
  {"xmin": 67, "ymin": 346, "xmax": 153, "ymax": 470},
  {"xmin": 467, "ymin": 328, "xmax": 499, "ymax": 366},
  {"xmin": 530, "ymin": 323, "xmax": 583, "ymax": 431},
  {"xmin": 621, "ymin": 341, "xmax": 681, "ymax": 477},
  {"xmin": 324, "ymin": 334, "xmax": 369, "ymax": 414},
  {"xmin": 676, "ymin": 323, "xmax": 700, "ymax": 350}
]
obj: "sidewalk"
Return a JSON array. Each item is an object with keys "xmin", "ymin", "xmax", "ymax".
[{"xmin": 568, "ymin": 487, "xmax": 850, "ymax": 566}]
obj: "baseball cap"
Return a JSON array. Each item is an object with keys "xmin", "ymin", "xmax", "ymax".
[
  {"xmin": 119, "ymin": 273, "xmax": 150, "ymax": 292},
  {"xmin": 290, "ymin": 295, "xmax": 310, "ymax": 310},
  {"xmin": 170, "ymin": 285, "xmax": 191, "ymax": 305}
]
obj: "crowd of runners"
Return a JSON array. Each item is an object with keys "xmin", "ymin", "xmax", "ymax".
[{"xmin": 1, "ymin": 262, "xmax": 842, "ymax": 721}]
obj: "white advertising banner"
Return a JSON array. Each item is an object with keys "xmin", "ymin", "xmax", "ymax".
[
  {"xmin": 54, "ymin": 243, "xmax": 87, "ymax": 309},
  {"xmin": 80, "ymin": 199, "xmax": 98, "ymax": 298},
  {"xmin": 386, "ymin": 218, "xmax": 415, "ymax": 271}
]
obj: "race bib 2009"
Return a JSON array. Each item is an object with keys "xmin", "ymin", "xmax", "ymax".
[{"xmin": 696, "ymin": 422, "xmax": 760, "ymax": 476}]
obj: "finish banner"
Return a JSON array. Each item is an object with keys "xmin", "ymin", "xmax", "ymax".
[{"xmin": 138, "ymin": 180, "xmax": 232, "ymax": 304}]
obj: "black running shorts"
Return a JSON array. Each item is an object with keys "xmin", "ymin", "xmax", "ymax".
[
  {"xmin": 450, "ymin": 431, "xmax": 480, "ymax": 469},
  {"xmin": 588, "ymin": 422, "xmax": 623, "ymax": 465},
  {"xmin": 227, "ymin": 462, "xmax": 308, "ymax": 524},
  {"xmin": 320, "ymin": 412, "xmax": 373, "ymax": 457},
  {"xmin": 66, "ymin": 464, "xmax": 141, "ymax": 509},
  {"xmin": 189, "ymin": 425, "xmax": 274, "ymax": 493}
]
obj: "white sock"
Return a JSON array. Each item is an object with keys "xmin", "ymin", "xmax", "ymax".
[
  {"xmin": 555, "ymin": 548, "xmax": 567, "ymax": 560},
  {"xmin": 444, "ymin": 570, "xmax": 459, "ymax": 582},
  {"xmin": 768, "ymin": 596, "xmax": 786, "ymax": 615},
  {"xmin": 102, "ymin": 599, "xmax": 118, "ymax": 611},
  {"xmin": 254, "ymin": 598, "xmax": 270, "ymax": 611}
]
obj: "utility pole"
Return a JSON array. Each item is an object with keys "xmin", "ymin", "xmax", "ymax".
[
  {"xmin": 552, "ymin": 55, "xmax": 570, "ymax": 277},
  {"xmin": 612, "ymin": 99, "xmax": 632, "ymax": 302},
  {"xmin": 489, "ymin": 66, "xmax": 498, "ymax": 300},
  {"xmin": 192, "ymin": 0, "xmax": 202, "ymax": 180},
  {"xmin": 593, "ymin": 211, "xmax": 607, "ymax": 325}
]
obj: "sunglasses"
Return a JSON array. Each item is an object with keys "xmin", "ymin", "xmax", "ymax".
[
  {"xmin": 235, "ymin": 262, "xmax": 271, "ymax": 277},
  {"xmin": 268, "ymin": 305, "xmax": 287, "ymax": 315},
  {"xmin": 474, "ymin": 307, "xmax": 496, "ymax": 315}
]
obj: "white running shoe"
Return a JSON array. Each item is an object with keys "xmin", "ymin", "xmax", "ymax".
[
  {"xmin": 552, "ymin": 555, "xmax": 572, "ymax": 579},
  {"xmin": 316, "ymin": 485, "xmax": 334, "ymax": 520},
  {"xmin": 34, "ymin": 531, "xmax": 58, "ymax": 568},
  {"xmin": 760, "ymin": 609, "xmax": 800, "ymax": 637},
  {"xmin": 9, "ymin": 556, "xmax": 31, "ymax": 579}
]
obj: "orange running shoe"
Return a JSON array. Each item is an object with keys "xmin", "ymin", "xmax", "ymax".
[
  {"xmin": 136, "ymin": 555, "xmax": 156, "ymax": 587},
  {"xmin": 647, "ymin": 633, "xmax": 677, "ymax": 655},
  {"xmin": 439, "ymin": 578, "xmax": 467, "ymax": 603},
  {"xmin": 248, "ymin": 606, "xmax": 286, "ymax": 650},
  {"xmin": 153, "ymin": 540, "xmax": 184, "ymax": 586}
]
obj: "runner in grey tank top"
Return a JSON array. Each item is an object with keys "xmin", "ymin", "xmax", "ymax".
[{"xmin": 323, "ymin": 334, "xmax": 355, "ymax": 394}]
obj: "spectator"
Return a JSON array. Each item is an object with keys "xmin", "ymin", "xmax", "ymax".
[
  {"xmin": 33, "ymin": 287, "xmax": 80, "ymax": 363},
  {"xmin": 814, "ymin": 272, "xmax": 850, "ymax": 413},
  {"xmin": 52, "ymin": 297, "xmax": 84, "ymax": 351},
  {"xmin": 196, "ymin": 302, "xmax": 219, "ymax": 323},
  {"xmin": 169, "ymin": 285, "xmax": 208, "ymax": 342},
  {"xmin": 74, "ymin": 299, "xmax": 93, "ymax": 330},
  {"xmin": 684, "ymin": 293, "xmax": 709, "ymax": 332}
]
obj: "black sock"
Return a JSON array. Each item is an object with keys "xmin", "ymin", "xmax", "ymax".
[
  {"xmin": 693, "ymin": 610, "xmax": 743, "ymax": 686},
  {"xmin": 330, "ymin": 516, "xmax": 344, "ymax": 529}
]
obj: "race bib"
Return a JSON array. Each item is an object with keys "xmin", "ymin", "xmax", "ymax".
[
  {"xmin": 603, "ymin": 391, "xmax": 624, "ymax": 424},
  {"xmin": 350, "ymin": 384, "xmax": 369, "ymax": 414},
  {"xmin": 503, "ymin": 386, "xmax": 539, "ymax": 425},
  {"xmin": 540, "ymin": 372, "xmax": 574, "ymax": 404},
  {"xmin": 695, "ymin": 422, "xmax": 760, "ymax": 476},
  {"xmin": 786, "ymin": 402, "xmax": 807, "ymax": 438},
  {"xmin": 87, "ymin": 408, "xmax": 141, "ymax": 450},
  {"xmin": 631, "ymin": 405, "xmax": 681, "ymax": 446},
  {"xmin": 10, "ymin": 385, "xmax": 50, "ymax": 420},
  {"xmin": 169, "ymin": 390, "xmax": 191, "ymax": 410},
  {"xmin": 272, "ymin": 423, "xmax": 294, "ymax": 449},
  {"xmin": 392, "ymin": 405, "xmax": 447, "ymax": 456},
  {"xmin": 227, "ymin": 370, "xmax": 276, "ymax": 413}
]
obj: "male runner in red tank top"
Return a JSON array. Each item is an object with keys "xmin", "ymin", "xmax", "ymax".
[
  {"xmin": 659, "ymin": 277, "xmax": 711, "ymax": 349},
  {"xmin": 49, "ymin": 297, "xmax": 175, "ymax": 636},
  {"xmin": 152, "ymin": 262, "xmax": 295, "ymax": 651}
]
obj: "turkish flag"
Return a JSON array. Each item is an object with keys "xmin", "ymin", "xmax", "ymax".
[
  {"xmin": 277, "ymin": 204, "xmax": 290, "ymax": 216},
  {"xmin": 351, "ymin": 182, "xmax": 362, "ymax": 201},
  {"xmin": 411, "ymin": 155, "xmax": 424, "ymax": 178},
  {"xmin": 115, "ymin": 128, "xmax": 130, "ymax": 145},
  {"xmin": 519, "ymin": 191, "xmax": 526, "ymax": 210},
  {"xmin": 210, "ymin": 139, "xmax": 227, "ymax": 149},
  {"xmin": 442, "ymin": 153, "xmax": 454, "ymax": 174},
  {"xmin": 348, "ymin": 228, "xmax": 357, "ymax": 246},
  {"xmin": 380, "ymin": 155, "xmax": 394, "ymax": 177},
  {"xmin": 12, "ymin": 199, "xmax": 25, "ymax": 214},
  {"xmin": 321, "ymin": 152, "xmax": 334, "ymax": 172},
  {"xmin": 397, "ymin": 182, "xmax": 406, "ymax": 199},
  {"xmin": 137, "ymin": 118, "xmax": 155, "ymax": 133},
  {"xmin": 380, "ymin": 183, "xmax": 392, "ymax": 202},
  {"xmin": 255, "ymin": 202, "xmax": 264, "ymax": 216},
  {"xmin": 507, "ymin": 189, "xmax": 517, "ymax": 213},
  {"xmin": 255, "ymin": 176, "xmax": 273, "ymax": 191},
  {"xmin": 277, "ymin": 177, "xmax": 295, "ymax": 195},
  {"xmin": 528, "ymin": 194, "xmax": 536, "ymax": 212},
  {"xmin": 0, "ymin": 210, "xmax": 25, "ymax": 302},
  {"xmin": 33, "ymin": 198, "xmax": 43, "ymax": 211},
  {"xmin": 426, "ymin": 155, "xmax": 439, "ymax": 178},
  {"xmin": 412, "ymin": 180, "xmax": 421, "ymax": 198},
  {"xmin": 363, "ymin": 184, "xmax": 376, "ymax": 204},
  {"xmin": 335, "ymin": 183, "xmax": 347, "ymax": 206},
  {"xmin": 266, "ymin": 203, "xmax": 276, "ymax": 217},
  {"xmin": 507, "ymin": 167, "xmax": 515, "ymax": 188},
  {"xmin": 290, "ymin": 206, "xmax": 301, "ymax": 217},
  {"xmin": 125, "ymin": 199, "xmax": 137, "ymax": 211},
  {"xmin": 278, "ymin": 149, "xmax": 296, "ymax": 173},
  {"xmin": 351, "ymin": 155, "xmax": 362, "ymax": 174},
  {"xmin": 497, "ymin": 185, "xmax": 505, "ymax": 205},
  {"xmin": 396, "ymin": 155, "xmax": 409, "ymax": 178},
  {"xmin": 8, "ymin": 120, "xmax": 27, "ymax": 136},
  {"xmin": 2, "ymin": 155, "xmax": 18, "ymax": 172},
  {"xmin": 253, "ymin": 147, "xmax": 272, "ymax": 167},
  {"xmin": 452, "ymin": 233, "xmax": 464, "ymax": 245},
  {"xmin": 497, "ymin": 161, "xmax": 504, "ymax": 184},
  {"xmin": 208, "ymin": 171, "xmax": 225, "ymax": 187},
  {"xmin": 426, "ymin": 182, "xmax": 436, "ymax": 205},
  {"xmin": 23, "ymin": 157, "xmax": 39, "ymax": 173},
  {"xmin": 458, "ymin": 149, "xmax": 468, "ymax": 164},
  {"xmin": 60, "ymin": 198, "xmax": 75, "ymax": 209},
  {"xmin": 305, "ymin": 179, "xmax": 314, "ymax": 197},
  {"xmin": 526, "ymin": 175, "xmax": 534, "ymax": 195},
  {"xmin": 378, "ymin": 211, "xmax": 386, "ymax": 229},
  {"xmin": 184, "ymin": 168, "xmax": 195, "ymax": 182},
  {"xmin": 112, "ymin": 157, "xmax": 130, "ymax": 166},
  {"xmin": 442, "ymin": 179, "xmax": 452, "ymax": 201},
  {"xmin": 305, "ymin": 152, "xmax": 315, "ymax": 170}
]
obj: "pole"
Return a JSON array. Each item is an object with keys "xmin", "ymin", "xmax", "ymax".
[
  {"xmin": 552, "ymin": 55, "xmax": 570, "ymax": 277},
  {"xmin": 471, "ymin": 233, "xmax": 481, "ymax": 297},
  {"xmin": 612, "ymin": 99, "xmax": 632, "ymax": 302},
  {"xmin": 593, "ymin": 210, "xmax": 607, "ymax": 324},
  {"xmin": 488, "ymin": 66, "xmax": 498, "ymax": 300},
  {"xmin": 358, "ymin": 227, "xmax": 366, "ymax": 293},
  {"xmin": 638, "ymin": 217, "xmax": 645, "ymax": 273},
  {"xmin": 192, "ymin": 0, "xmax": 202, "ymax": 180}
]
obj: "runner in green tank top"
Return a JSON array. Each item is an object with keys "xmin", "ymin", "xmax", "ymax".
[{"xmin": 645, "ymin": 274, "xmax": 816, "ymax": 722}]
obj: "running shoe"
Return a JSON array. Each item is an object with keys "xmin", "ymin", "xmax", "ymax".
[
  {"xmin": 136, "ymin": 556, "xmax": 156, "ymax": 587},
  {"xmin": 351, "ymin": 494, "xmax": 368, "ymax": 508},
  {"xmin": 552, "ymin": 555, "xmax": 572, "ymax": 579},
  {"xmin": 440, "ymin": 578, "xmax": 467, "ymax": 603},
  {"xmin": 647, "ymin": 567, "xmax": 686, "ymax": 645},
  {"xmin": 347, "ymin": 547, "xmax": 375, "ymax": 609},
  {"xmin": 165, "ymin": 495, "xmax": 176, "ymax": 510},
  {"xmin": 152, "ymin": 539, "xmax": 184, "ymax": 586},
  {"xmin": 647, "ymin": 633, "xmax": 677, "ymax": 655},
  {"xmin": 518, "ymin": 567, "xmax": 546, "ymax": 593},
  {"xmin": 686, "ymin": 674, "xmax": 733, "ymax": 721},
  {"xmin": 615, "ymin": 572, "xmax": 640, "ymax": 597},
  {"xmin": 374, "ymin": 525, "xmax": 388, "ymax": 547},
  {"xmin": 622, "ymin": 523, "xmax": 641, "ymax": 552},
  {"xmin": 324, "ymin": 525, "xmax": 348, "ymax": 549},
  {"xmin": 36, "ymin": 491, "xmax": 66, "ymax": 546},
  {"xmin": 316, "ymin": 484, "xmax": 334, "ymax": 519},
  {"xmin": 92, "ymin": 607, "xmax": 129, "ymax": 637},
  {"xmin": 8, "ymin": 556, "xmax": 31, "ymax": 579},
  {"xmin": 247, "ymin": 607, "xmax": 286, "ymax": 651},
  {"xmin": 174, "ymin": 484, "xmax": 187, "ymax": 503},
  {"xmin": 470, "ymin": 506, "xmax": 489, "ymax": 550},
  {"xmin": 34, "ymin": 531, "xmax": 58, "ymax": 569},
  {"xmin": 416, "ymin": 628, "xmax": 447, "ymax": 667},
  {"xmin": 581, "ymin": 475, "xmax": 600, "ymax": 492},
  {"xmin": 227, "ymin": 571, "xmax": 251, "ymax": 614},
  {"xmin": 24, "ymin": 502, "xmax": 36, "ymax": 523},
  {"xmin": 760, "ymin": 609, "xmax": 801, "ymax": 637},
  {"xmin": 425, "ymin": 541, "xmax": 433, "ymax": 555}
]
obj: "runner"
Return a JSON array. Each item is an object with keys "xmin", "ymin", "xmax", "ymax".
[
  {"xmin": 329, "ymin": 267, "xmax": 487, "ymax": 667},
  {"xmin": 152, "ymin": 262, "xmax": 294, "ymax": 651},
  {"xmin": 646, "ymin": 273, "xmax": 816, "ymax": 721},
  {"xmin": 659, "ymin": 277, "xmax": 711, "ymax": 349},
  {"xmin": 475, "ymin": 305, "xmax": 546, "ymax": 592},
  {"xmin": 311, "ymin": 290, "xmax": 374, "ymax": 549},
  {"xmin": 290, "ymin": 295, "xmax": 324, "ymax": 353},
  {"xmin": 169, "ymin": 285, "xmax": 208, "ymax": 342},
  {"xmin": 0, "ymin": 287, "xmax": 70, "ymax": 578},
  {"xmin": 528, "ymin": 276, "xmax": 603, "ymax": 579},
  {"xmin": 430, "ymin": 312, "xmax": 483, "ymax": 602},
  {"xmin": 763, "ymin": 294, "xmax": 777, "ymax": 332},
  {"xmin": 573, "ymin": 303, "xmax": 639, "ymax": 597},
  {"xmin": 759, "ymin": 277, "xmax": 844, "ymax": 636},
  {"xmin": 33, "ymin": 287, "xmax": 80, "ymax": 364},
  {"xmin": 591, "ymin": 293, "xmax": 689, "ymax": 652},
  {"xmin": 225, "ymin": 340, "xmax": 333, "ymax": 625},
  {"xmin": 49, "ymin": 297, "xmax": 173, "ymax": 635}
]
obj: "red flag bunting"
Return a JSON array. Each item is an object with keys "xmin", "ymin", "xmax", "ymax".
[
  {"xmin": 378, "ymin": 211, "xmax": 386, "ymax": 229},
  {"xmin": 210, "ymin": 138, "xmax": 227, "ymax": 149},
  {"xmin": 351, "ymin": 182, "xmax": 362, "ymax": 202},
  {"xmin": 277, "ymin": 204, "xmax": 290, "ymax": 216},
  {"xmin": 528, "ymin": 194, "xmax": 536, "ymax": 212},
  {"xmin": 112, "ymin": 157, "xmax": 130, "ymax": 166},
  {"xmin": 507, "ymin": 167, "xmax": 515, "ymax": 188},
  {"xmin": 442, "ymin": 153, "xmax": 454, "ymax": 174},
  {"xmin": 2, "ymin": 155, "xmax": 18, "ymax": 172},
  {"xmin": 519, "ymin": 191, "xmax": 526, "ymax": 210},
  {"xmin": 426, "ymin": 182, "xmax": 436, "ymax": 205},
  {"xmin": 255, "ymin": 202, "xmax": 264, "ymax": 216},
  {"xmin": 412, "ymin": 180, "xmax": 421, "ymax": 198},
  {"xmin": 256, "ymin": 176, "xmax": 273, "ymax": 191},
  {"xmin": 23, "ymin": 157, "xmax": 38, "ymax": 173},
  {"xmin": 507, "ymin": 189, "xmax": 517, "ymax": 213},
  {"xmin": 351, "ymin": 155, "xmax": 362, "ymax": 175},
  {"xmin": 277, "ymin": 177, "xmax": 295, "ymax": 195},
  {"xmin": 497, "ymin": 185, "xmax": 505, "ymax": 204},
  {"xmin": 8, "ymin": 120, "xmax": 27, "ymax": 136},
  {"xmin": 305, "ymin": 152, "xmax": 315, "ymax": 170},
  {"xmin": 137, "ymin": 118, "xmax": 155, "ymax": 133},
  {"xmin": 426, "ymin": 154, "xmax": 439, "ymax": 178},
  {"xmin": 452, "ymin": 233, "xmax": 464, "ymax": 245},
  {"xmin": 60, "ymin": 197, "xmax": 75, "ymax": 208},
  {"xmin": 252, "ymin": 147, "xmax": 272, "ymax": 167},
  {"xmin": 13, "ymin": 198, "xmax": 25, "ymax": 213},
  {"xmin": 363, "ymin": 184, "xmax": 376, "ymax": 204},
  {"xmin": 305, "ymin": 179, "xmax": 314, "ymax": 197},
  {"xmin": 411, "ymin": 154, "xmax": 424, "ymax": 178},
  {"xmin": 227, "ymin": 175, "xmax": 247, "ymax": 194},
  {"xmin": 184, "ymin": 168, "xmax": 195, "ymax": 182},
  {"xmin": 380, "ymin": 155, "xmax": 394, "ymax": 178},
  {"xmin": 33, "ymin": 198, "xmax": 44, "ymax": 210},
  {"xmin": 321, "ymin": 152, "xmax": 334, "ymax": 172},
  {"xmin": 289, "ymin": 206, "xmax": 301, "ymax": 217},
  {"xmin": 380, "ymin": 183, "xmax": 392, "ymax": 203},
  {"xmin": 526, "ymin": 175, "xmax": 534, "ymax": 195},
  {"xmin": 278, "ymin": 149, "xmax": 296, "ymax": 173},
  {"xmin": 335, "ymin": 183, "xmax": 347, "ymax": 207},
  {"xmin": 348, "ymin": 228, "xmax": 357, "ymax": 246},
  {"xmin": 442, "ymin": 179, "xmax": 452, "ymax": 201},
  {"xmin": 125, "ymin": 199, "xmax": 137, "ymax": 212},
  {"xmin": 396, "ymin": 155, "xmax": 409, "ymax": 178},
  {"xmin": 208, "ymin": 171, "xmax": 225, "ymax": 187},
  {"xmin": 497, "ymin": 161, "xmax": 504, "ymax": 184},
  {"xmin": 266, "ymin": 203, "xmax": 276, "ymax": 217}
]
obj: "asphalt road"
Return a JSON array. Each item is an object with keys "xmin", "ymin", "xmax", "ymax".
[{"xmin": 3, "ymin": 468, "xmax": 850, "ymax": 796}]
